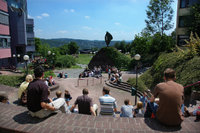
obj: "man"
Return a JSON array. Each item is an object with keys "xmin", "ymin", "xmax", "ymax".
[
  {"xmin": 153, "ymin": 68, "xmax": 184, "ymax": 126},
  {"xmin": 71, "ymin": 88, "xmax": 97, "ymax": 116},
  {"xmin": 99, "ymin": 86, "xmax": 117, "ymax": 116},
  {"xmin": 27, "ymin": 66, "xmax": 70, "ymax": 118}
]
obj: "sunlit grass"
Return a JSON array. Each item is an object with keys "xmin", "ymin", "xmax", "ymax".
[{"xmin": 76, "ymin": 54, "xmax": 93, "ymax": 65}]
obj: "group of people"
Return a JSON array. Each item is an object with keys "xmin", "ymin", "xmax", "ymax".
[
  {"xmin": 1, "ymin": 66, "xmax": 199, "ymax": 127},
  {"xmin": 79, "ymin": 66, "xmax": 102, "ymax": 78}
]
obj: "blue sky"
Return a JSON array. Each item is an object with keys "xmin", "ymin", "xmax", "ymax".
[{"xmin": 27, "ymin": 0, "xmax": 178, "ymax": 41}]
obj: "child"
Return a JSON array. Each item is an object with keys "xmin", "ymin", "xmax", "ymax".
[
  {"xmin": 64, "ymin": 89, "xmax": 72, "ymax": 106},
  {"xmin": 134, "ymin": 101, "xmax": 144, "ymax": 117},
  {"xmin": 53, "ymin": 91, "xmax": 62, "ymax": 101},
  {"xmin": 144, "ymin": 96, "xmax": 158, "ymax": 118},
  {"xmin": 139, "ymin": 92, "xmax": 148, "ymax": 109},
  {"xmin": 120, "ymin": 99, "xmax": 134, "ymax": 117}
]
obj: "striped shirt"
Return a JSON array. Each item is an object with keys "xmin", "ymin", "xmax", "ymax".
[{"xmin": 99, "ymin": 94, "xmax": 117, "ymax": 116}]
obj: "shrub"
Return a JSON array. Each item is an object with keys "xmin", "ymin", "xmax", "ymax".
[
  {"xmin": 55, "ymin": 55, "xmax": 76, "ymax": 68},
  {"xmin": 44, "ymin": 70, "xmax": 56, "ymax": 79},
  {"xmin": 0, "ymin": 75, "xmax": 24, "ymax": 87},
  {"xmin": 127, "ymin": 77, "xmax": 148, "ymax": 92}
]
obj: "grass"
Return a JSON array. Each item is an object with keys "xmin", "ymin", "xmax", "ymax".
[
  {"xmin": 76, "ymin": 54, "xmax": 93, "ymax": 65},
  {"xmin": 0, "ymin": 75, "xmax": 24, "ymax": 87}
]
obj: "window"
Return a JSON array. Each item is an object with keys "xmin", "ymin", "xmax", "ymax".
[
  {"xmin": 180, "ymin": 0, "xmax": 200, "ymax": 8},
  {"xmin": 27, "ymin": 38, "xmax": 34, "ymax": 46},
  {"xmin": 179, "ymin": 16, "xmax": 192, "ymax": 28},
  {"xmin": 178, "ymin": 35, "xmax": 189, "ymax": 46},
  {"xmin": 26, "ymin": 25, "xmax": 33, "ymax": 33},
  {"xmin": 0, "ymin": 38, "xmax": 10, "ymax": 48}
]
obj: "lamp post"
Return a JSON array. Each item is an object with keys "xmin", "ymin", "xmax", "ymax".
[
  {"xmin": 23, "ymin": 55, "xmax": 29, "ymax": 75},
  {"xmin": 134, "ymin": 54, "xmax": 141, "ymax": 105}
]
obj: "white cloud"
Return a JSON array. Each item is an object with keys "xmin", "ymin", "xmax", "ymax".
[
  {"xmin": 82, "ymin": 26, "xmax": 92, "ymax": 30},
  {"xmin": 57, "ymin": 30, "xmax": 68, "ymax": 34},
  {"xmin": 84, "ymin": 16, "xmax": 90, "ymax": 19},
  {"xmin": 114, "ymin": 22, "xmax": 120, "ymax": 26},
  {"xmin": 41, "ymin": 13, "xmax": 50, "ymax": 17},
  {"xmin": 64, "ymin": 9, "xmax": 75, "ymax": 13},
  {"xmin": 36, "ymin": 16, "xmax": 42, "ymax": 19}
]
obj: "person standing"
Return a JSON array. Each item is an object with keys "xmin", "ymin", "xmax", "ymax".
[
  {"xmin": 153, "ymin": 68, "xmax": 184, "ymax": 126},
  {"xmin": 27, "ymin": 66, "xmax": 70, "ymax": 118},
  {"xmin": 99, "ymin": 86, "xmax": 117, "ymax": 116}
]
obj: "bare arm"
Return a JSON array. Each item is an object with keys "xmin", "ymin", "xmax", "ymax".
[
  {"xmin": 114, "ymin": 108, "xmax": 117, "ymax": 113},
  {"xmin": 90, "ymin": 106, "xmax": 96, "ymax": 116},
  {"xmin": 41, "ymin": 102, "xmax": 55, "ymax": 111},
  {"xmin": 70, "ymin": 104, "xmax": 76, "ymax": 112}
]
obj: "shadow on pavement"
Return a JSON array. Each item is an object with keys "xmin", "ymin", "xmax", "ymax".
[
  {"xmin": 13, "ymin": 111, "xmax": 56, "ymax": 124},
  {"xmin": 144, "ymin": 118, "xmax": 181, "ymax": 132}
]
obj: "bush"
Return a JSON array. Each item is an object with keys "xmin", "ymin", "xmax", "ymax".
[
  {"xmin": 44, "ymin": 70, "xmax": 56, "ymax": 79},
  {"xmin": 127, "ymin": 77, "xmax": 148, "ymax": 92},
  {"xmin": 55, "ymin": 55, "xmax": 76, "ymax": 68},
  {"xmin": 0, "ymin": 75, "xmax": 24, "ymax": 87}
]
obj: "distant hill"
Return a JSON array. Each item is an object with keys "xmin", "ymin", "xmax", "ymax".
[{"xmin": 40, "ymin": 38, "xmax": 120, "ymax": 50}]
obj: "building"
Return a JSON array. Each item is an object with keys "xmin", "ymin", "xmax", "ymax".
[
  {"xmin": 7, "ymin": 0, "xmax": 35, "ymax": 64},
  {"xmin": 176, "ymin": 0, "xmax": 200, "ymax": 46},
  {"xmin": 0, "ymin": 0, "xmax": 11, "ymax": 68}
]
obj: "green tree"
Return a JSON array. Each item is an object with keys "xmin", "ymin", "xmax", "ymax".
[
  {"xmin": 119, "ymin": 41, "xmax": 127, "ymax": 53},
  {"xmin": 68, "ymin": 42, "xmax": 79, "ymax": 55},
  {"xmin": 59, "ymin": 44, "xmax": 69, "ymax": 55},
  {"xmin": 145, "ymin": 0, "xmax": 174, "ymax": 35},
  {"xmin": 34, "ymin": 37, "xmax": 42, "ymax": 52},
  {"xmin": 188, "ymin": 3, "xmax": 200, "ymax": 36},
  {"xmin": 114, "ymin": 42, "xmax": 120, "ymax": 50}
]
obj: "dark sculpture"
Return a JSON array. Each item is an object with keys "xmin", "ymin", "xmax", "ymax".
[{"xmin": 105, "ymin": 31, "xmax": 113, "ymax": 47}]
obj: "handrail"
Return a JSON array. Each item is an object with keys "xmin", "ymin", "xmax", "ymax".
[{"xmin": 184, "ymin": 81, "xmax": 200, "ymax": 89}]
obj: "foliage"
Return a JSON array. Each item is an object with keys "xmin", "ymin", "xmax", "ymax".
[
  {"xmin": 67, "ymin": 42, "xmax": 79, "ymax": 55},
  {"xmin": 59, "ymin": 44, "xmax": 69, "ymax": 55},
  {"xmin": 55, "ymin": 55, "xmax": 76, "ymax": 68},
  {"xmin": 185, "ymin": 32, "xmax": 200, "ymax": 56},
  {"xmin": 44, "ymin": 70, "xmax": 56, "ymax": 79},
  {"xmin": 113, "ymin": 41, "xmax": 131, "ymax": 53},
  {"xmin": 188, "ymin": 3, "xmax": 200, "ymax": 37},
  {"xmin": 76, "ymin": 54, "xmax": 93, "ymax": 65},
  {"xmin": 127, "ymin": 77, "xmax": 148, "ymax": 92},
  {"xmin": 145, "ymin": 0, "xmax": 174, "ymax": 35},
  {"xmin": 129, "ymin": 51, "xmax": 200, "ymax": 94},
  {"xmin": 102, "ymin": 47, "xmax": 131, "ymax": 69},
  {"xmin": 0, "ymin": 75, "xmax": 24, "ymax": 87}
]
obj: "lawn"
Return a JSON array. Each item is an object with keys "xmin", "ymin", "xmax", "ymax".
[{"xmin": 76, "ymin": 54, "xmax": 93, "ymax": 65}]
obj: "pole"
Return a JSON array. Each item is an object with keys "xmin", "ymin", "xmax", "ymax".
[
  {"xmin": 135, "ymin": 63, "xmax": 138, "ymax": 105},
  {"xmin": 26, "ymin": 61, "xmax": 28, "ymax": 75}
]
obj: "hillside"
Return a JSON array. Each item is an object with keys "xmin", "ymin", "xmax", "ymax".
[{"xmin": 40, "ymin": 38, "xmax": 120, "ymax": 50}]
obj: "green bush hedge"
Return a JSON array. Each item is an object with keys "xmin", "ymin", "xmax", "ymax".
[
  {"xmin": 0, "ymin": 75, "xmax": 24, "ymax": 87},
  {"xmin": 55, "ymin": 55, "xmax": 76, "ymax": 68},
  {"xmin": 128, "ymin": 51, "xmax": 200, "ymax": 93}
]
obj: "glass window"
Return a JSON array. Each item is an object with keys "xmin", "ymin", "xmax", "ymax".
[
  {"xmin": 180, "ymin": 0, "xmax": 189, "ymax": 8},
  {"xmin": 26, "ymin": 25, "xmax": 33, "ymax": 33},
  {"xmin": 27, "ymin": 39, "xmax": 35, "ymax": 46},
  {"xmin": 0, "ymin": 38, "xmax": 10, "ymax": 48},
  {"xmin": 179, "ymin": 16, "xmax": 191, "ymax": 27}
]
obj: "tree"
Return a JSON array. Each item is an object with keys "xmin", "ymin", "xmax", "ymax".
[
  {"xmin": 188, "ymin": 3, "xmax": 200, "ymax": 37},
  {"xmin": 145, "ymin": 0, "xmax": 174, "ymax": 35},
  {"xmin": 68, "ymin": 42, "xmax": 79, "ymax": 55},
  {"xmin": 59, "ymin": 44, "xmax": 69, "ymax": 55},
  {"xmin": 34, "ymin": 38, "xmax": 42, "ymax": 52}
]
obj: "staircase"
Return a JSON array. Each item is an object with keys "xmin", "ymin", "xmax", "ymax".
[{"xmin": 105, "ymin": 80, "xmax": 143, "ymax": 97}]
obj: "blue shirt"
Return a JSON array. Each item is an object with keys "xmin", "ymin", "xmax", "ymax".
[{"xmin": 120, "ymin": 105, "xmax": 134, "ymax": 117}]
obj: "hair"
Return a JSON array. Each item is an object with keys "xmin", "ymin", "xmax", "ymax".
[
  {"xmin": 82, "ymin": 88, "xmax": 89, "ymax": 95},
  {"xmin": 137, "ymin": 101, "xmax": 143, "ymax": 109},
  {"xmin": 56, "ymin": 91, "xmax": 62, "ymax": 98},
  {"xmin": 103, "ymin": 86, "xmax": 110, "ymax": 94},
  {"xmin": 65, "ymin": 89, "xmax": 69, "ymax": 94},
  {"xmin": 164, "ymin": 68, "xmax": 176, "ymax": 79},
  {"xmin": 34, "ymin": 66, "xmax": 44, "ymax": 78},
  {"xmin": 25, "ymin": 74, "xmax": 33, "ymax": 82},
  {"xmin": 124, "ymin": 99, "xmax": 130, "ymax": 105},
  {"xmin": 0, "ymin": 91, "xmax": 8, "ymax": 102}
]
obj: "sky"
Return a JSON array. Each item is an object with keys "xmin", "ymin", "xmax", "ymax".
[{"xmin": 27, "ymin": 0, "xmax": 178, "ymax": 41}]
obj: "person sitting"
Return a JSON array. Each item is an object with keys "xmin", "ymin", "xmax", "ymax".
[
  {"xmin": 52, "ymin": 91, "xmax": 62, "ymax": 101},
  {"xmin": 184, "ymin": 106, "xmax": 200, "ymax": 121},
  {"xmin": 99, "ymin": 86, "xmax": 117, "ymax": 116},
  {"xmin": 48, "ymin": 76, "xmax": 55, "ymax": 86},
  {"xmin": 134, "ymin": 101, "xmax": 144, "ymax": 117},
  {"xmin": 140, "ymin": 92, "xmax": 148, "ymax": 109},
  {"xmin": 144, "ymin": 95, "xmax": 158, "ymax": 118},
  {"xmin": 70, "ymin": 88, "xmax": 97, "ymax": 116},
  {"xmin": 0, "ymin": 91, "xmax": 9, "ymax": 104},
  {"xmin": 120, "ymin": 99, "xmax": 134, "ymax": 117},
  {"xmin": 27, "ymin": 66, "xmax": 70, "ymax": 118},
  {"xmin": 64, "ymin": 89, "xmax": 72, "ymax": 106},
  {"xmin": 18, "ymin": 75, "xmax": 33, "ymax": 105}
]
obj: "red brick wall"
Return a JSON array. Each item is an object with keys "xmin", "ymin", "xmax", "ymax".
[
  {"xmin": 0, "ymin": 24, "xmax": 9, "ymax": 35},
  {"xmin": 0, "ymin": 0, "xmax": 8, "ymax": 12},
  {"xmin": 0, "ymin": 48, "xmax": 11, "ymax": 58}
]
